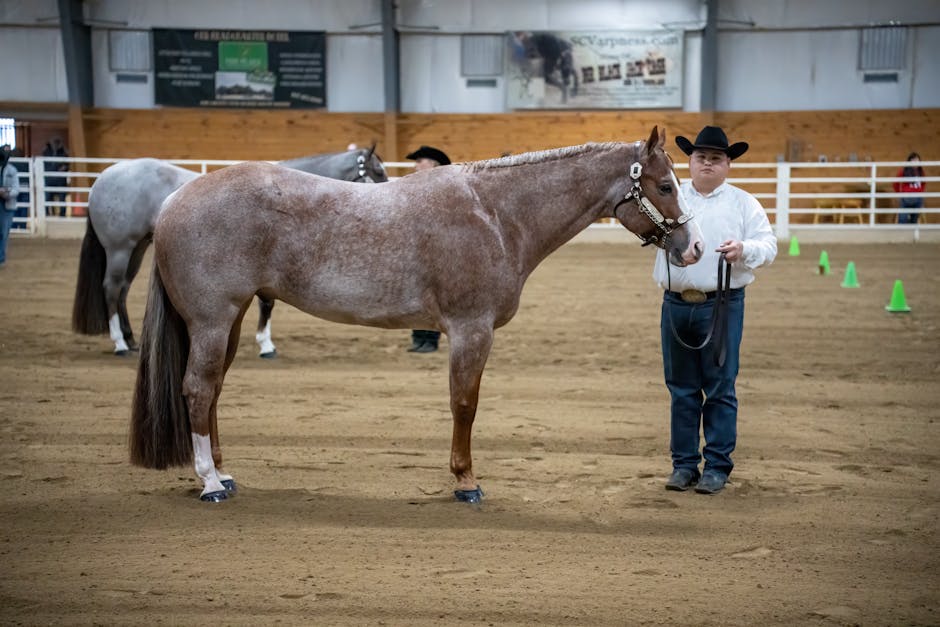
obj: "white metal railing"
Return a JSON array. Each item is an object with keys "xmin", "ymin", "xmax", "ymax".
[{"xmin": 9, "ymin": 156, "xmax": 938, "ymax": 240}]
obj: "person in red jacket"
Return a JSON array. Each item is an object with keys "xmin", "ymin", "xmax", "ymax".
[{"xmin": 893, "ymin": 152, "xmax": 926, "ymax": 224}]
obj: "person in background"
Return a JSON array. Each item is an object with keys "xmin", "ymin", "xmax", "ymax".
[
  {"xmin": 42, "ymin": 137, "xmax": 68, "ymax": 217},
  {"xmin": 893, "ymin": 152, "xmax": 926, "ymax": 224},
  {"xmin": 0, "ymin": 144, "xmax": 22, "ymax": 266},
  {"xmin": 10, "ymin": 147, "xmax": 29, "ymax": 230},
  {"xmin": 654, "ymin": 126, "xmax": 777, "ymax": 495},
  {"xmin": 404, "ymin": 145, "xmax": 451, "ymax": 354}
]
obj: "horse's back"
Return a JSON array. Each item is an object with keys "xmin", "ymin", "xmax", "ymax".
[
  {"xmin": 154, "ymin": 161, "xmax": 519, "ymax": 328},
  {"xmin": 90, "ymin": 158, "xmax": 199, "ymax": 246}
]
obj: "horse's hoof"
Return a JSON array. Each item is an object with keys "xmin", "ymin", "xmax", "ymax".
[
  {"xmin": 113, "ymin": 349, "xmax": 129, "ymax": 357},
  {"xmin": 221, "ymin": 479, "xmax": 237, "ymax": 494},
  {"xmin": 454, "ymin": 486, "xmax": 484, "ymax": 504},
  {"xmin": 200, "ymin": 490, "xmax": 228, "ymax": 503},
  {"xmin": 259, "ymin": 350, "xmax": 277, "ymax": 359}
]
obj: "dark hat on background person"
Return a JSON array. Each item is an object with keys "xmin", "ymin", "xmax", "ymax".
[
  {"xmin": 406, "ymin": 145, "xmax": 451, "ymax": 165},
  {"xmin": 675, "ymin": 126, "xmax": 749, "ymax": 160}
]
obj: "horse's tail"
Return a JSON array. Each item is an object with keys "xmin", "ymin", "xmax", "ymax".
[
  {"xmin": 71, "ymin": 218, "xmax": 109, "ymax": 335},
  {"xmin": 130, "ymin": 263, "xmax": 192, "ymax": 469}
]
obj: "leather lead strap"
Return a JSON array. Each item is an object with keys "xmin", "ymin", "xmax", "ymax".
[{"xmin": 665, "ymin": 252, "xmax": 732, "ymax": 367}]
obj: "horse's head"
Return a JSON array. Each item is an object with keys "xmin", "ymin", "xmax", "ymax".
[
  {"xmin": 613, "ymin": 126, "xmax": 703, "ymax": 267},
  {"xmin": 350, "ymin": 144, "xmax": 389, "ymax": 183}
]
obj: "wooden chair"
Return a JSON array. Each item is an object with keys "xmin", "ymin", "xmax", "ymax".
[{"xmin": 813, "ymin": 198, "xmax": 864, "ymax": 224}]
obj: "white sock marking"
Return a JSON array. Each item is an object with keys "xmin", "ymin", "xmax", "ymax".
[
  {"xmin": 256, "ymin": 320, "xmax": 276, "ymax": 355},
  {"xmin": 109, "ymin": 314, "xmax": 129, "ymax": 353},
  {"xmin": 191, "ymin": 433, "xmax": 225, "ymax": 496}
]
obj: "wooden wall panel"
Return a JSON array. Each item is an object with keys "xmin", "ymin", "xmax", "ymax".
[
  {"xmin": 82, "ymin": 108, "xmax": 388, "ymax": 162},
  {"xmin": 78, "ymin": 107, "xmax": 939, "ymax": 168}
]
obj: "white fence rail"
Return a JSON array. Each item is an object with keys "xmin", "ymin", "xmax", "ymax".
[{"xmin": 8, "ymin": 156, "xmax": 938, "ymax": 240}]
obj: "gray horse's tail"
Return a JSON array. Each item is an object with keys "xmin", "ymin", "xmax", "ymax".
[
  {"xmin": 71, "ymin": 218, "xmax": 109, "ymax": 334},
  {"xmin": 130, "ymin": 263, "xmax": 192, "ymax": 469}
]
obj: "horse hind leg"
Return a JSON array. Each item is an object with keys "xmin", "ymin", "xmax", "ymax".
[
  {"xmin": 209, "ymin": 300, "xmax": 251, "ymax": 495},
  {"xmin": 183, "ymin": 321, "xmax": 240, "ymax": 502},
  {"xmin": 446, "ymin": 321, "xmax": 495, "ymax": 504},
  {"xmin": 103, "ymin": 248, "xmax": 133, "ymax": 355},
  {"xmin": 117, "ymin": 237, "xmax": 152, "ymax": 351},
  {"xmin": 255, "ymin": 296, "xmax": 277, "ymax": 358}
]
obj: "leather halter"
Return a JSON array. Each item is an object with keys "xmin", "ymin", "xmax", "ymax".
[
  {"xmin": 612, "ymin": 159, "xmax": 692, "ymax": 248},
  {"xmin": 352, "ymin": 153, "xmax": 371, "ymax": 182}
]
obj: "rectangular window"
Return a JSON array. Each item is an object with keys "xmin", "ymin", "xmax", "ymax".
[
  {"xmin": 0, "ymin": 117, "xmax": 15, "ymax": 149},
  {"xmin": 109, "ymin": 30, "xmax": 152, "ymax": 72},
  {"xmin": 858, "ymin": 26, "xmax": 907, "ymax": 71},
  {"xmin": 461, "ymin": 34, "xmax": 503, "ymax": 77}
]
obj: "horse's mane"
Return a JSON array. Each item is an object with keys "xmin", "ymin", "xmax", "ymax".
[{"xmin": 464, "ymin": 142, "xmax": 624, "ymax": 173}]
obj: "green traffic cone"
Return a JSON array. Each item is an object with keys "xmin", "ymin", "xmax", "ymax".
[
  {"xmin": 840, "ymin": 261, "xmax": 860, "ymax": 288},
  {"xmin": 788, "ymin": 235, "xmax": 800, "ymax": 256},
  {"xmin": 885, "ymin": 279, "xmax": 911, "ymax": 313},
  {"xmin": 818, "ymin": 250, "xmax": 830, "ymax": 275}
]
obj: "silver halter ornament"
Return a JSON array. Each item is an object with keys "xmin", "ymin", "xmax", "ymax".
[
  {"xmin": 355, "ymin": 153, "xmax": 369, "ymax": 181},
  {"xmin": 613, "ymin": 160, "xmax": 692, "ymax": 248}
]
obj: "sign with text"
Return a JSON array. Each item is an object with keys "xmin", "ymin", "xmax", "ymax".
[
  {"xmin": 153, "ymin": 29, "xmax": 326, "ymax": 108},
  {"xmin": 506, "ymin": 30, "xmax": 683, "ymax": 109}
]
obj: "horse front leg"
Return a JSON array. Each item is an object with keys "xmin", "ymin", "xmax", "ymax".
[
  {"xmin": 254, "ymin": 296, "xmax": 277, "ymax": 358},
  {"xmin": 447, "ymin": 323, "xmax": 494, "ymax": 504}
]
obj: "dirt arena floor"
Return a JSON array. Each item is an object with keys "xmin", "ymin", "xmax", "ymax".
[{"xmin": 0, "ymin": 235, "xmax": 938, "ymax": 626}]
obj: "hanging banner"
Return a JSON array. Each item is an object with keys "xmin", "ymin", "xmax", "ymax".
[
  {"xmin": 153, "ymin": 29, "xmax": 326, "ymax": 108},
  {"xmin": 506, "ymin": 31, "xmax": 682, "ymax": 109}
]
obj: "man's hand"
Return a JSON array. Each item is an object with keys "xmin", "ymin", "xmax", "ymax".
[{"xmin": 716, "ymin": 239, "xmax": 744, "ymax": 263}]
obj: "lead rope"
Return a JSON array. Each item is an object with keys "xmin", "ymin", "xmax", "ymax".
[{"xmin": 665, "ymin": 252, "xmax": 732, "ymax": 367}]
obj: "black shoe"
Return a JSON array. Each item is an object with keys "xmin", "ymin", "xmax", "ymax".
[
  {"xmin": 411, "ymin": 341, "xmax": 438, "ymax": 353},
  {"xmin": 665, "ymin": 468, "xmax": 698, "ymax": 491},
  {"xmin": 694, "ymin": 471, "xmax": 727, "ymax": 495}
]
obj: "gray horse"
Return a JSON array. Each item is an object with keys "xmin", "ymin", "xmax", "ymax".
[{"xmin": 72, "ymin": 147, "xmax": 386, "ymax": 355}]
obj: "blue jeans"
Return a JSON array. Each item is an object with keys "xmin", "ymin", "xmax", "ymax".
[
  {"xmin": 898, "ymin": 197, "xmax": 923, "ymax": 224},
  {"xmin": 661, "ymin": 289, "xmax": 745, "ymax": 477},
  {"xmin": 0, "ymin": 209, "xmax": 15, "ymax": 264}
]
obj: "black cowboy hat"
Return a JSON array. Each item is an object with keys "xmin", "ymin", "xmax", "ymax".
[
  {"xmin": 675, "ymin": 126, "xmax": 749, "ymax": 160},
  {"xmin": 406, "ymin": 145, "xmax": 451, "ymax": 165}
]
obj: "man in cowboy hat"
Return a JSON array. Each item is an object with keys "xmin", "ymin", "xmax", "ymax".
[
  {"xmin": 406, "ymin": 145, "xmax": 451, "ymax": 169},
  {"xmin": 654, "ymin": 126, "xmax": 777, "ymax": 495},
  {"xmin": 404, "ymin": 145, "xmax": 451, "ymax": 353}
]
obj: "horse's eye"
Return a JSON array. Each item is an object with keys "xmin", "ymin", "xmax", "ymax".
[{"xmin": 659, "ymin": 184, "xmax": 672, "ymax": 195}]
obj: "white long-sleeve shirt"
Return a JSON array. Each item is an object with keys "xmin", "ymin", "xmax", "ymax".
[{"xmin": 653, "ymin": 181, "xmax": 777, "ymax": 292}]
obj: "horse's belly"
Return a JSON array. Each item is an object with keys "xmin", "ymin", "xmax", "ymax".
[{"xmin": 276, "ymin": 284, "xmax": 429, "ymax": 331}]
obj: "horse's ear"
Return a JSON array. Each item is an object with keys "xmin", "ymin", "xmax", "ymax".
[
  {"xmin": 366, "ymin": 142, "xmax": 377, "ymax": 160},
  {"xmin": 645, "ymin": 125, "xmax": 665, "ymax": 155}
]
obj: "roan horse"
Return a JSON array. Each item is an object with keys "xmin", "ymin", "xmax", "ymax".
[
  {"xmin": 71, "ymin": 147, "xmax": 387, "ymax": 356},
  {"xmin": 130, "ymin": 126, "xmax": 704, "ymax": 503}
]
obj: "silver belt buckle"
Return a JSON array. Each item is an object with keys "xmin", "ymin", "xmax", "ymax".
[{"xmin": 680, "ymin": 289, "xmax": 707, "ymax": 304}]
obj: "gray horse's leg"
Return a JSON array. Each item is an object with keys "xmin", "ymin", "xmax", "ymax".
[
  {"xmin": 446, "ymin": 321, "xmax": 495, "ymax": 504},
  {"xmin": 103, "ymin": 248, "xmax": 133, "ymax": 354},
  {"xmin": 255, "ymin": 296, "xmax": 277, "ymax": 358},
  {"xmin": 117, "ymin": 237, "xmax": 152, "ymax": 350}
]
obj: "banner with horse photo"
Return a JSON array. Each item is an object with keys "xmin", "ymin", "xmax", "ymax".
[
  {"xmin": 153, "ymin": 29, "xmax": 325, "ymax": 109},
  {"xmin": 506, "ymin": 31, "xmax": 683, "ymax": 109}
]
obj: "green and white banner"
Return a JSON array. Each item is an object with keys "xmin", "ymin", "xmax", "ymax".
[{"xmin": 153, "ymin": 29, "xmax": 326, "ymax": 108}]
